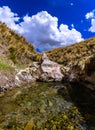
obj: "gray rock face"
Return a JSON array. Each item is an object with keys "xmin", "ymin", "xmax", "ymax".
[{"xmin": 40, "ymin": 53, "xmax": 63, "ymax": 81}]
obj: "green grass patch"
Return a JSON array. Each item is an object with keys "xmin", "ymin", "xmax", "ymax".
[{"xmin": 0, "ymin": 60, "xmax": 14, "ymax": 70}]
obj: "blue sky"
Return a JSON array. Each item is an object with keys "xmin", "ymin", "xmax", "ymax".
[{"xmin": 0, "ymin": 0, "xmax": 95, "ymax": 51}]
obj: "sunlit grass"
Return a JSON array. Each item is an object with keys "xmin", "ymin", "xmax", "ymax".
[
  {"xmin": 47, "ymin": 36, "xmax": 95, "ymax": 65},
  {"xmin": 0, "ymin": 59, "xmax": 14, "ymax": 70}
]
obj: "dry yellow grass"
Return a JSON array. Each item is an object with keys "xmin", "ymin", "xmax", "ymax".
[
  {"xmin": 47, "ymin": 36, "xmax": 95, "ymax": 66},
  {"xmin": 0, "ymin": 22, "xmax": 42, "ymax": 65}
]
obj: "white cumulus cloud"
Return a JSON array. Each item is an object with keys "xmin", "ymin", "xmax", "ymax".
[
  {"xmin": 0, "ymin": 6, "xmax": 21, "ymax": 32},
  {"xmin": 85, "ymin": 10, "xmax": 95, "ymax": 32},
  {"xmin": 89, "ymin": 19, "xmax": 95, "ymax": 32},
  {"xmin": 0, "ymin": 6, "xmax": 84, "ymax": 51},
  {"xmin": 85, "ymin": 10, "xmax": 95, "ymax": 19}
]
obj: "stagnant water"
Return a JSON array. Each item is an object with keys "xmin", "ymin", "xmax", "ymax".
[{"xmin": 0, "ymin": 82, "xmax": 95, "ymax": 130}]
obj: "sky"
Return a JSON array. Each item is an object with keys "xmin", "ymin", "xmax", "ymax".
[{"xmin": 0, "ymin": 0, "xmax": 95, "ymax": 51}]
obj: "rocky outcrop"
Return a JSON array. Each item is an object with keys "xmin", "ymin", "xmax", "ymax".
[
  {"xmin": 15, "ymin": 68, "xmax": 35, "ymax": 86},
  {"xmin": 15, "ymin": 52, "xmax": 95, "ymax": 88},
  {"xmin": 15, "ymin": 63, "xmax": 41, "ymax": 86},
  {"xmin": 40, "ymin": 53, "xmax": 63, "ymax": 81},
  {"xmin": 15, "ymin": 54, "xmax": 63, "ymax": 86}
]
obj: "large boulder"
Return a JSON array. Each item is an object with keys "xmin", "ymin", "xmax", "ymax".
[{"xmin": 40, "ymin": 53, "xmax": 63, "ymax": 81}]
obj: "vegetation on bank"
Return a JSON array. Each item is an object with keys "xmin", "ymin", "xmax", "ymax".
[
  {"xmin": 0, "ymin": 59, "xmax": 14, "ymax": 70},
  {"xmin": 47, "ymin": 37, "xmax": 95, "ymax": 66}
]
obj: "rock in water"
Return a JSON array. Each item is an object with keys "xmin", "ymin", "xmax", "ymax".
[{"xmin": 40, "ymin": 53, "xmax": 63, "ymax": 81}]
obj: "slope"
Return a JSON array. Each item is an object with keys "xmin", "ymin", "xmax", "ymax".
[
  {"xmin": 0, "ymin": 22, "xmax": 41, "ymax": 67},
  {"xmin": 47, "ymin": 36, "xmax": 95, "ymax": 66}
]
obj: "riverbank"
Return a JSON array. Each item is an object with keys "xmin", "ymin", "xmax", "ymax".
[{"xmin": 0, "ymin": 70, "xmax": 16, "ymax": 95}]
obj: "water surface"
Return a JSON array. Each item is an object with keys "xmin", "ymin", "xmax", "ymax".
[{"xmin": 0, "ymin": 82, "xmax": 95, "ymax": 130}]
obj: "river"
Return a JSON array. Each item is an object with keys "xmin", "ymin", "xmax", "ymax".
[{"xmin": 0, "ymin": 82, "xmax": 95, "ymax": 130}]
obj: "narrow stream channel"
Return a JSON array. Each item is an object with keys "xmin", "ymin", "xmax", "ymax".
[{"xmin": 0, "ymin": 82, "xmax": 95, "ymax": 130}]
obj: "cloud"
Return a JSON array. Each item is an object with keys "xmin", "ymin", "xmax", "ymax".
[
  {"xmin": 0, "ymin": 6, "xmax": 84, "ymax": 51},
  {"xmin": 59, "ymin": 24, "xmax": 83, "ymax": 45},
  {"xmin": 85, "ymin": 10, "xmax": 95, "ymax": 19},
  {"xmin": 0, "ymin": 6, "xmax": 21, "ymax": 32},
  {"xmin": 89, "ymin": 19, "xmax": 95, "ymax": 32},
  {"xmin": 20, "ymin": 11, "xmax": 84, "ymax": 51},
  {"xmin": 85, "ymin": 10, "xmax": 95, "ymax": 32}
]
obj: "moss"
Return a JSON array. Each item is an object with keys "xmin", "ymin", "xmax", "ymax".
[
  {"xmin": 31, "ymin": 106, "xmax": 85, "ymax": 130},
  {"xmin": 24, "ymin": 120, "xmax": 34, "ymax": 130},
  {"xmin": 0, "ymin": 128, "xmax": 4, "ymax": 130}
]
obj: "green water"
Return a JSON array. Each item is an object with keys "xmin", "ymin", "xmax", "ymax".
[{"xmin": 0, "ymin": 82, "xmax": 95, "ymax": 130}]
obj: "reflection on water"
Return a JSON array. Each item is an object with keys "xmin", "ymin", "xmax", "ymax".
[
  {"xmin": 0, "ymin": 82, "xmax": 95, "ymax": 129},
  {"xmin": 58, "ymin": 82, "xmax": 95, "ymax": 130}
]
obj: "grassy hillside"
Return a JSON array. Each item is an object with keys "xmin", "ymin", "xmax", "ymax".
[
  {"xmin": 47, "ymin": 36, "xmax": 95, "ymax": 67},
  {"xmin": 0, "ymin": 22, "xmax": 41, "ymax": 67}
]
